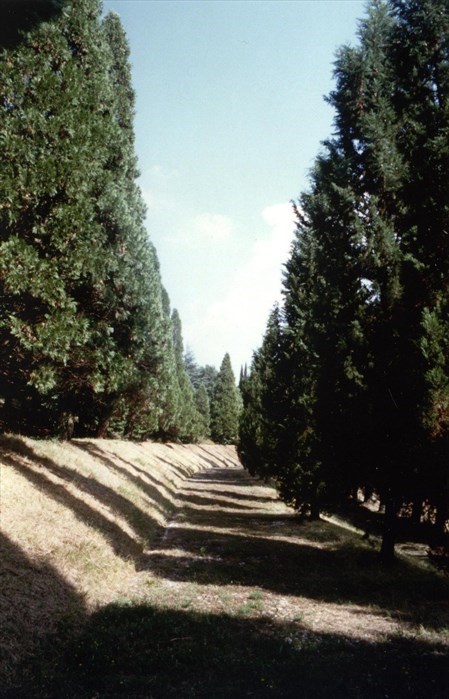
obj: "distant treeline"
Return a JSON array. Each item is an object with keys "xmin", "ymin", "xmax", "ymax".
[
  {"xmin": 0, "ymin": 0, "xmax": 241, "ymax": 444},
  {"xmin": 238, "ymin": 0, "xmax": 449, "ymax": 560}
]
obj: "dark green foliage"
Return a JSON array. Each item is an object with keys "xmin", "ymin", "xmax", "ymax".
[
  {"xmin": 184, "ymin": 349, "xmax": 218, "ymax": 440},
  {"xmin": 185, "ymin": 349, "xmax": 218, "ymax": 401},
  {"xmin": 155, "ymin": 310, "xmax": 203, "ymax": 443},
  {"xmin": 184, "ymin": 348, "xmax": 202, "ymax": 389},
  {"xmin": 0, "ymin": 0, "xmax": 67, "ymax": 48},
  {"xmin": 0, "ymin": 0, "xmax": 121, "ymax": 434},
  {"xmin": 198, "ymin": 364, "xmax": 219, "ymax": 401},
  {"xmin": 0, "ymin": 0, "xmax": 183, "ymax": 440},
  {"xmin": 238, "ymin": 307, "xmax": 286, "ymax": 482},
  {"xmin": 91, "ymin": 11, "xmax": 169, "ymax": 439},
  {"xmin": 195, "ymin": 384, "xmax": 211, "ymax": 440},
  {"xmin": 210, "ymin": 353, "xmax": 240, "ymax": 445},
  {"xmin": 240, "ymin": 0, "xmax": 449, "ymax": 558}
]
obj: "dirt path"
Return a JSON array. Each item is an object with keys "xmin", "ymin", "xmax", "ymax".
[
  {"xmin": 138, "ymin": 457, "xmax": 430, "ymax": 642},
  {"xmin": 3, "ymin": 438, "xmax": 448, "ymax": 696},
  {"xmin": 74, "ymin": 451, "xmax": 449, "ymax": 697}
]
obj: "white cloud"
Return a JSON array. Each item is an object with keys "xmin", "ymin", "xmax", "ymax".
[
  {"xmin": 192, "ymin": 212, "xmax": 234, "ymax": 243},
  {"xmin": 140, "ymin": 164, "xmax": 179, "ymax": 212},
  {"xmin": 141, "ymin": 186, "xmax": 176, "ymax": 213},
  {"xmin": 146, "ymin": 164, "xmax": 180, "ymax": 180},
  {"xmin": 165, "ymin": 211, "xmax": 236, "ymax": 247},
  {"xmin": 184, "ymin": 202, "xmax": 295, "ymax": 371}
]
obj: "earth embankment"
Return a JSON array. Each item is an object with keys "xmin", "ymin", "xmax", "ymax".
[{"xmin": 1, "ymin": 435, "xmax": 449, "ymax": 697}]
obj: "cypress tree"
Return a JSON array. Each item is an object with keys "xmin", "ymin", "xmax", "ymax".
[
  {"xmin": 88, "ymin": 11, "xmax": 169, "ymax": 438},
  {"xmin": 0, "ymin": 0, "xmax": 121, "ymax": 434},
  {"xmin": 239, "ymin": 307, "xmax": 289, "ymax": 486},
  {"xmin": 279, "ymin": 142, "xmax": 370, "ymax": 517},
  {"xmin": 241, "ymin": 0, "xmax": 449, "ymax": 558},
  {"xmin": 198, "ymin": 365, "xmax": 219, "ymax": 401},
  {"xmin": 210, "ymin": 353, "xmax": 240, "ymax": 444},
  {"xmin": 342, "ymin": 0, "xmax": 449, "ymax": 558},
  {"xmin": 195, "ymin": 384, "xmax": 211, "ymax": 441},
  {"xmin": 0, "ymin": 1, "xmax": 172, "ymax": 439},
  {"xmin": 390, "ymin": 0, "xmax": 449, "ymax": 546},
  {"xmin": 184, "ymin": 349, "xmax": 202, "ymax": 389},
  {"xmin": 184, "ymin": 349, "xmax": 212, "ymax": 439},
  {"xmin": 278, "ymin": 0, "xmax": 420, "ymax": 550},
  {"xmin": 160, "ymin": 309, "xmax": 202, "ymax": 443}
]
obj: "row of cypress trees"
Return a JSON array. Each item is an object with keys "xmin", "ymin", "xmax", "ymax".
[
  {"xmin": 0, "ymin": 0, "xmax": 242, "ymax": 444},
  {"xmin": 239, "ymin": 0, "xmax": 449, "ymax": 560}
]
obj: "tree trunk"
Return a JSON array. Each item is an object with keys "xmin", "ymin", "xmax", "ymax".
[
  {"xmin": 124, "ymin": 403, "xmax": 139, "ymax": 439},
  {"xmin": 380, "ymin": 493, "xmax": 399, "ymax": 563},
  {"xmin": 96, "ymin": 400, "xmax": 116, "ymax": 439},
  {"xmin": 96, "ymin": 415, "xmax": 110, "ymax": 439}
]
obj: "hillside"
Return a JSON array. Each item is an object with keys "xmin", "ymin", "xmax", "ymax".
[{"xmin": 1, "ymin": 435, "xmax": 449, "ymax": 697}]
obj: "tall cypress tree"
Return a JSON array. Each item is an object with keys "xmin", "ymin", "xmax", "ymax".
[
  {"xmin": 239, "ymin": 307, "xmax": 290, "ymax": 486},
  {"xmin": 161, "ymin": 309, "xmax": 202, "ymax": 443},
  {"xmin": 195, "ymin": 384, "xmax": 211, "ymax": 441},
  {"xmin": 390, "ymin": 0, "xmax": 449, "ymax": 545},
  {"xmin": 240, "ymin": 0, "xmax": 449, "ymax": 559},
  {"xmin": 87, "ymin": 11, "xmax": 169, "ymax": 438},
  {"xmin": 210, "ymin": 353, "xmax": 240, "ymax": 444},
  {"xmin": 279, "ymin": 143, "xmax": 370, "ymax": 517},
  {"xmin": 0, "ymin": 0, "xmax": 121, "ymax": 433},
  {"xmin": 0, "ymin": 1, "xmax": 173, "ymax": 439},
  {"xmin": 340, "ymin": 0, "xmax": 449, "ymax": 557}
]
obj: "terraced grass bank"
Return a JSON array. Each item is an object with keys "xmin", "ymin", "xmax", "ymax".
[{"xmin": 1, "ymin": 435, "xmax": 449, "ymax": 697}]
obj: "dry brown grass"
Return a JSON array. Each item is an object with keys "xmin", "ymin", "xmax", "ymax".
[
  {"xmin": 0, "ymin": 435, "xmax": 236, "ymax": 688},
  {"xmin": 1, "ymin": 435, "xmax": 449, "ymax": 697}
]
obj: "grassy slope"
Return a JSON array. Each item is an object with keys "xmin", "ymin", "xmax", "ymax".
[
  {"xmin": 1, "ymin": 435, "xmax": 449, "ymax": 698},
  {"xmin": 0, "ymin": 435, "xmax": 236, "ymax": 693}
]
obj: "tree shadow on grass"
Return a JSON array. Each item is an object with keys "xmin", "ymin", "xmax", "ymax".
[
  {"xmin": 133, "ymin": 442, "xmax": 209, "ymax": 480},
  {"xmin": 178, "ymin": 490, "xmax": 258, "ymax": 511},
  {"xmin": 68, "ymin": 602, "xmax": 449, "ymax": 698},
  {"xmin": 155, "ymin": 455, "xmax": 208, "ymax": 481},
  {"xmin": 197, "ymin": 444, "xmax": 241, "ymax": 467},
  {"xmin": 71, "ymin": 441, "xmax": 176, "ymax": 516},
  {"xmin": 140, "ymin": 443, "xmax": 226, "ymax": 477},
  {"xmin": 73, "ymin": 440, "xmax": 157, "ymax": 477},
  {"xmin": 0, "ymin": 436, "xmax": 162, "ymax": 561},
  {"xmin": 199, "ymin": 485, "xmax": 279, "ymax": 503},
  {"xmin": 152, "ymin": 456, "xmax": 195, "ymax": 480},
  {"xmin": 0, "ymin": 532, "xmax": 85, "ymax": 697},
  {"xmin": 3, "ymin": 532, "xmax": 447, "ymax": 698},
  {"xmin": 140, "ymin": 522, "xmax": 449, "ymax": 631},
  {"xmin": 189, "ymin": 472, "xmax": 255, "ymax": 487}
]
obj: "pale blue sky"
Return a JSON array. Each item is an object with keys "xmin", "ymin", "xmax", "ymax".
[{"xmin": 103, "ymin": 0, "xmax": 365, "ymax": 372}]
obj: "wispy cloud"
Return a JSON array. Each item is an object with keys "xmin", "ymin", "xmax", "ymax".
[
  {"xmin": 184, "ymin": 202, "xmax": 295, "ymax": 371},
  {"xmin": 192, "ymin": 212, "xmax": 234, "ymax": 243},
  {"xmin": 140, "ymin": 164, "xmax": 179, "ymax": 212},
  {"xmin": 166, "ymin": 211, "xmax": 236, "ymax": 247}
]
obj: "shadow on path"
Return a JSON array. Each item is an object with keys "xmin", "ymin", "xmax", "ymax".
[
  {"xmin": 71, "ymin": 602, "xmax": 449, "ymax": 698},
  {"xmin": 142, "ymin": 467, "xmax": 449, "ymax": 630}
]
